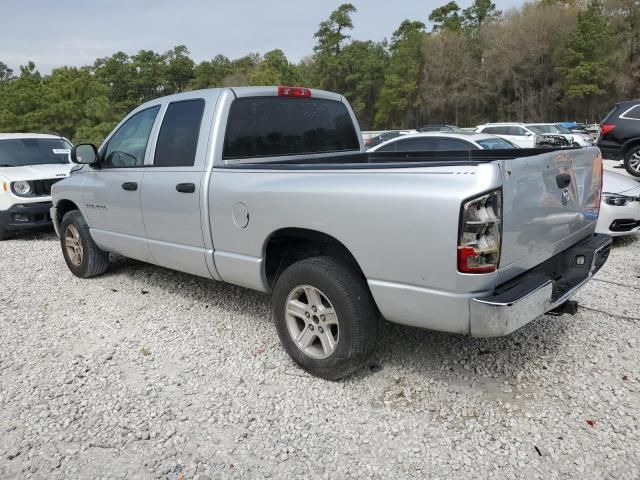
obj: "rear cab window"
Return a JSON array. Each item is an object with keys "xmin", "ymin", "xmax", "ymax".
[{"xmin": 223, "ymin": 97, "xmax": 360, "ymax": 160}]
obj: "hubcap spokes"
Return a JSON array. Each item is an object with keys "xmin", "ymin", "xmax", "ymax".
[
  {"xmin": 64, "ymin": 225, "xmax": 83, "ymax": 266},
  {"xmin": 630, "ymin": 152, "xmax": 640, "ymax": 172},
  {"xmin": 285, "ymin": 285, "xmax": 339, "ymax": 359}
]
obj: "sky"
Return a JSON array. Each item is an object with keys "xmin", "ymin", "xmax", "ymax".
[{"xmin": 1, "ymin": 0, "xmax": 523, "ymax": 73}]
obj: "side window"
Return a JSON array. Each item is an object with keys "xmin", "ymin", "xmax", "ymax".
[
  {"xmin": 621, "ymin": 105, "xmax": 640, "ymax": 120},
  {"xmin": 436, "ymin": 138, "xmax": 478, "ymax": 150},
  {"xmin": 393, "ymin": 138, "xmax": 439, "ymax": 152},
  {"xmin": 483, "ymin": 127, "xmax": 504, "ymax": 135},
  {"xmin": 154, "ymin": 99, "xmax": 205, "ymax": 167},
  {"xmin": 103, "ymin": 106, "xmax": 160, "ymax": 168},
  {"xmin": 376, "ymin": 142, "xmax": 397, "ymax": 152},
  {"xmin": 509, "ymin": 127, "xmax": 527, "ymax": 136}
]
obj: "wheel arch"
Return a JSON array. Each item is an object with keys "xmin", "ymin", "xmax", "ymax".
[
  {"xmin": 54, "ymin": 199, "xmax": 81, "ymax": 223},
  {"xmin": 263, "ymin": 228, "xmax": 368, "ymax": 290},
  {"xmin": 622, "ymin": 137, "xmax": 640, "ymax": 156}
]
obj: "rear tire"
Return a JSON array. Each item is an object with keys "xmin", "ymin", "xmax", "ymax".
[
  {"xmin": 272, "ymin": 256, "xmax": 381, "ymax": 380},
  {"xmin": 623, "ymin": 145, "xmax": 640, "ymax": 177},
  {"xmin": 60, "ymin": 210, "xmax": 109, "ymax": 278}
]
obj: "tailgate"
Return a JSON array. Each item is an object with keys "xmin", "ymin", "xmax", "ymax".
[{"xmin": 497, "ymin": 147, "xmax": 602, "ymax": 281}]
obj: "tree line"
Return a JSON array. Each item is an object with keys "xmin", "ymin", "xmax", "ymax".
[{"xmin": 0, "ymin": 0, "xmax": 637, "ymax": 144}]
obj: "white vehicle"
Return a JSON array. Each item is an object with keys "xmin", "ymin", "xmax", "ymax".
[
  {"xmin": 367, "ymin": 131, "xmax": 518, "ymax": 152},
  {"xmin": 0, "ymin": 133, "xmax": 73, "ymax": 240},
  {"xmin": 475, "ymin": 123, "xmax": 538, "ymax": 148},
  {"xmin": 525, "ymin": 123, "xmax": 593, "ymax": 147},
  {"xmin": 597, "ymin": 171, "xmax": 640, "ymax": 236}
]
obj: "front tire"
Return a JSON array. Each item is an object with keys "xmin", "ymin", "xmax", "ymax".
[
  {"xmin": 60, "ymin": 210, "xmax": 109, "ymax": 278},
  {"xmin": 624, "ymin": 145, "xmax": 640, "ymax": 177},
  {"xmin": 272, "ymin": 256, "xmax": 381, "ymax": 380}
]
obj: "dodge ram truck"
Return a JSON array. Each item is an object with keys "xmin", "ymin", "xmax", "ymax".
[{"xmin": 51, "ymin": 86, "xmax": 612, "ymax": 380}]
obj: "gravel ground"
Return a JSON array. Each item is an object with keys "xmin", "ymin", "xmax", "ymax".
[{"xmin": 1, "ymin": 202, "xmax": 639, "ymax": 479}]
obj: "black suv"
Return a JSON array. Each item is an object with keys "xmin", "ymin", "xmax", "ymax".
[{"xmin": 598, "ymin": 100, "xmax": 640, "ymax": 177}]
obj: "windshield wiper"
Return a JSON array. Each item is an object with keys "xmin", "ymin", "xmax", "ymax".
[{"xmin": 0, "ymin": 164, "xmax": 16, "ymax": 167}]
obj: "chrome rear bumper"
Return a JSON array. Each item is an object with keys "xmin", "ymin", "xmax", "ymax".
[{"xmin": 470, "ymin": 234, "xmax": 612, "ymax": 337}]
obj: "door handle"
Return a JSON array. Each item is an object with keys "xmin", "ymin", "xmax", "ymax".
[
  {"xmin": 176, "ymin": 183, "xmax": 196, "ymax": 193},
  {"xmin": 121, "ymin": 182, "xmax": 138, "ymax": 191},
  {"xmin": 556, "ymin": 173, "xmax": 571, "ymax": 189}
]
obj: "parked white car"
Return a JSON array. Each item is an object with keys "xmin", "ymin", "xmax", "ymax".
[
  {"xmin": 368, "ymin": 131, "xmax": 518, "ymax": 152},
  {"xmin": 597, "ymin": 170, "xmax": 640, "ymax": 236},
  {"xmin": 475, "ymin": 123, "xmax": 538, "ymax": 148},
  {"xmin": 525, "ymin": 123, "xmax": 593, "ymax": 147},
  {"xmin": 0, "ymin": 133, "xmax": 73, "ymax": 240}
]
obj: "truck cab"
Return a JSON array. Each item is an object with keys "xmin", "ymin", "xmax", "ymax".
[{"xmin": 0, "ymin": 133, "xmax": 73, "ymax": 240}]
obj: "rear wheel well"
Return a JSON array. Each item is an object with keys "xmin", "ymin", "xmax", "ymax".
[
  {"xmin": 55, "ymin": 199, "xmax": 80, "ymax": 223},
  {"xmin": 264, "ymin": 229, "xmax": 366, "ymax": 289},
  {"xmin": 623, "ymin": 139, "xmax": 640, "ymax": 156}
]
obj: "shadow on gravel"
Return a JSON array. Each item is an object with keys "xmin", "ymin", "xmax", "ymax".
[
  {"xmin": 3, "ymin": 229, "xmax": 57, "ymax": 242},
  {"xmin": 95, "ymin": 254, "xmax": 570, "ymax": 383},
  {"xmin": 612, "ymin": 234, "xmax": 639, "ymax": 248},
  {"xmin": 366, "ymin": 316, "xmax": 570, "ymax": 383},
  {"xmin": 103, "ymin": 254, "xmax": 271, "ymax": 319}
]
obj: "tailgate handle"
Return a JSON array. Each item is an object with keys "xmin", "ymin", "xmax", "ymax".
[{"xmin": 556, "ymin": 173, "xmax": 571, "ymax": 189}]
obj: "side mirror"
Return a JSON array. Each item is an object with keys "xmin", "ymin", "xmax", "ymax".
[
  {"xmin": 525, "ymin": 132, "xmax": 533, "ymax": 136},
  {"xmin": 71, "ymin": 144, "xmax": 99, "ymax": 165}
]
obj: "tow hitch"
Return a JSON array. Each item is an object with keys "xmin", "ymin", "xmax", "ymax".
[{"xmin": 548, "ymin": 300, "xmax": 579, "ymax": 316}]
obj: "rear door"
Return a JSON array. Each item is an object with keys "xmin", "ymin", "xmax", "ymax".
[
  {"xmin": 141, "ymin": 96, "xmax": 216, "ymax": 278},
  {"xmin": 497, "ymin": 147, "xmax": 602, "ymax": 280}
]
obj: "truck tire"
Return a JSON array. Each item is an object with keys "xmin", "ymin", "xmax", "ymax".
[
  {"xmin": 272, "ymin": 256, "xmax": 381, "ymax": 380},
  {"xmin": 60, "ymin": 210, "xmax": 109, "ymax": 278},
  {"xmin": 624, "ymin": 145, "xmax": 640, "ymax": 177}
]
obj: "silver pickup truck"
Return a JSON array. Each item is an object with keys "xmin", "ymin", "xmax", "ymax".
[{"xmin": 51, "ymin": 86, "xmax": 611, "ymax": 379}]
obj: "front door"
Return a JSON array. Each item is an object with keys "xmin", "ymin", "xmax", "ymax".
[
  {"xmin": 83, "ymin": 106, "xmax": 160, "ymax": 262},
  {"xmin": 140, "ymin": 97, "xmax": 214, "ymax": 278}
]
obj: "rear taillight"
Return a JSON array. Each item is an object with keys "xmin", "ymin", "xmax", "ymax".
[
  {"xmin": 458, "ymin": 190, "xmax": 502, "ymax": 274},
  {"xmin": 600, "ymin": 124, "xmax": 616, "ymax": 136},
  {"xmin": 278, "ymin": 86, "xmax": 312, "ymax": 97}
]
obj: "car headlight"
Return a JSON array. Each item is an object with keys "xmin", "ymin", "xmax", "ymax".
[
  {"xmin": 13, "ymin": 181, "xmax": 31, "ymax": 195},
  {"xmin": 603, "ymin": 194, "xmax": 632, "ymax": 206}
]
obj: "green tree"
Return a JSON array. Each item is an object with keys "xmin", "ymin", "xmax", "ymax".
[
  {"xmin": 312, "ymin": 3, "xmax": 357, "ymax": 92},
  {"xmin": 462, "ymin": 0, "xmax": 501, "ymax": 36},
  {"xmin": 375, "ymin": 21, "xmax": 426, "ymax": 128},
  {"xmin": 429, "ymin": 2, "xmax": 463, "ymax": 32},
  {"xmin": 249, "ymin": 49, "xmax": 301, "ymax": 85},
  {"xmin": 0, "ymin": 61, "xmax": 13, "ymax": 83},
  {"xmin": 164, "ymin": 45, "xmax": 195, "ymax": 92},
  {"xmin": 192, "ymin": 55, "xmax": 233, "ymax": 89},
  {"xmin": 561, "ymin": 0, "xmax": 613, "ymax": 116},
  {"xmin": 131, "ymin": 50, "xmax": 167, "ymax": 101},
  {"xmin": 339, "ymin": 41, "xmax": 388, "ymax": 128}
]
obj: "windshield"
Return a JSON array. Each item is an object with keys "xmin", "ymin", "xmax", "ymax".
[
  {"xmin": 554, "ymin": 124, "xmax": 572, "ymax": 134},
  {"xmin": 0, "ymin": 138, "xmax": 72, "ymax": 167},
  {"xmin": 477, "ymin": 138, "xmax": 519, "ymax": 149},
  {"xmin": 528, "ymin": 124, "xmax": 560, "ymax": 134}
]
